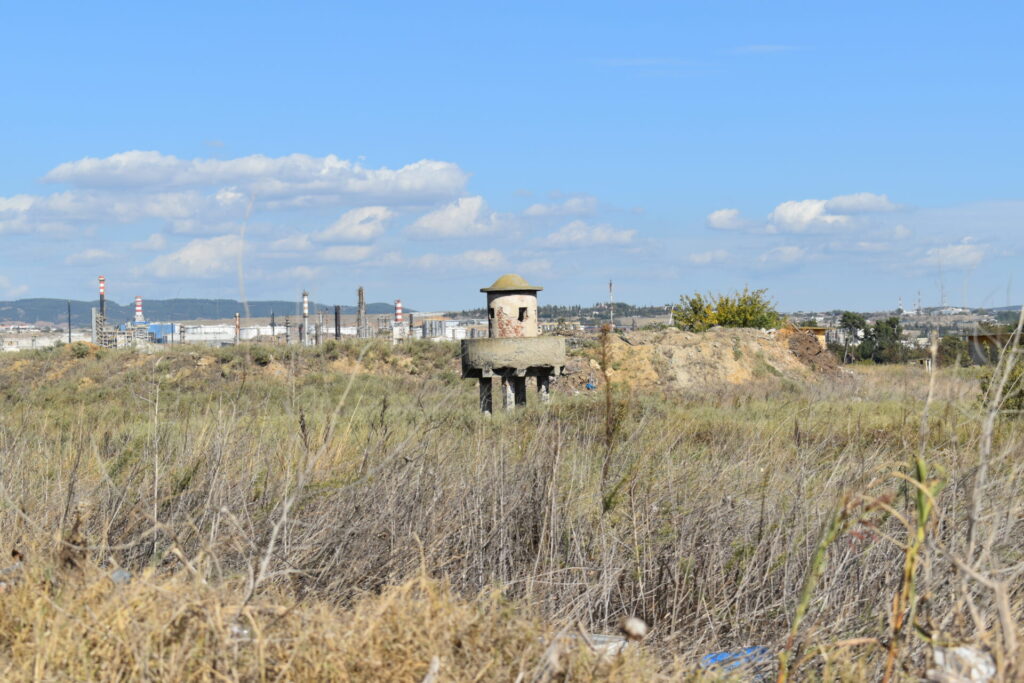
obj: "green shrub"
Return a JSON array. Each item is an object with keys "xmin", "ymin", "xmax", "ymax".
[
  {"xmin": 70, "ymin": 341, "xmax": 90, "ymax": 359},
  {"xmin": 250, "ymin": 345, "xmax": 273, "ymax": 367},
  {"xmin": 673, "ymin": 287, "xmax": 781, "ymax": 332},
  {"xmin": 980, "ymin": 354, "xmax": 1024, "ymax": 413}
]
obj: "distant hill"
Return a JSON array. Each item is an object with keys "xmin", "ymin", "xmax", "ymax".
[{"xmin": 0, "ymin": 298, "xmax": 402, "ymax": 326}]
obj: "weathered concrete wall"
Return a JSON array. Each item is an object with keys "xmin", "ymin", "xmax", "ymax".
[
  {"xmin": 487, "ymin": 292, "xmax": 538, "ymax": 338},
  {"xmin": 461, "ymin": 337, "xmax": 565, "ymax": 377}
]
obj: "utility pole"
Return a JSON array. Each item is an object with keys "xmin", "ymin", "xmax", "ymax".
[{"xmin": 608, "ymin": 279, "xmax": 614, "ymax": 329}]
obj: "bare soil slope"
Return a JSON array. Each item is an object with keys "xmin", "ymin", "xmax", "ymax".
[{"xmin": 563, "ymin": 327, "xmax": 838, "ymax": 393}]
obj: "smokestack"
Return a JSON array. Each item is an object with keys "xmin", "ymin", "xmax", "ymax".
[
  {"xmin": 234, "ymin": 312, "xmax": 241, "ymax": 344},
  {"xmin": 134, "ymin": 296, "xmax": 144, "ymax": 323},
  {"xmin": 334, "ymin": 305, "xmax": 341, "ymax": 340},
  {"xmin": 357, "ymin": 287, "xmax": 366, "ymax": 338},
  {"xmin": 98, "ymin": 276, "xmax": 106, "ymax": 316},
  {"xmin": 395, "ymin": 299, "xmax": 403, "ymax": 326},
  {"xmin": 301, "ymin": 291, "xmax": 309, "ymax": 345}
]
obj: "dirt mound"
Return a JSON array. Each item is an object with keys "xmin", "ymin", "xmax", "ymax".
[
  {"xmin": 779, "ymin": 328, "xmax": 842, "ymax": 376},
  {"xmin": 560, "ymin": 327, "xmax": 828, "ymax": 394}
]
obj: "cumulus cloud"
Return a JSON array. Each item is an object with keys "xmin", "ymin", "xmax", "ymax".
[
  {"xmin": 412, "ymin": 249, "xmax": 506, "ymax": 270},
  {"xmin": 824, "ymin": 192, "xmax": 897, "ymax": 214},
  {"xmin": 65, "ymin": 248, "xmax": 115, "ymax": 265},
  {"xmin": 320, "ymin": 245, "xmax": 376, "ymax": 263},
  {"xmin": 269, "ymin": 234, "xmax": 312, "ymax": 252},
  {"xmin": 277, "ymin": 265, "xmax": 323, "ymax": 280},
  {"xmin": 706, "ymin": 208, "xmax": 746, "ymax": 230},
  {"xmin": 758, "ymin": 245, "xmax": 808, "ymax": 264},
  {"xmin": 920, "ymin": 240, "xmax": 985, "ymax": 268},
  {"xmin": 687, "ymin": 249, "xmax": 729, "ymax": 265},
  {"xmin": 542, "ymin": 220, "xmax": 635, "ymax": 247},
  {"xmin": 148, "ymin": 234, "xmax": 242, "ymax": 277},
  {"xmin": 769, "ymin": 199, "xmax": 849, "ymax": 232},
  {"xmin": 524, "ymin": 195, "xmax": 598, "ymax": 217},
  {"xmin": 0, "ymin": 151, "xmax": 468, "ymax": 236},
  {"xmin": 315, "ymin": 206, "xmax": 393, "ymax": 242},
  {"xmin": 892, "ymin": 224, "xmax": 912, "ymax": 239},
  {"xmin": 853, "ymin": 241, "xmax": 891, "ymax": 252},
  {"xmin": 760, "ymin": 192, "xmax": 898, "ymax": 233},
  {"xmin": 132, "ymin": 233, "xmax": 167, "ymax": 250},
  {"xmin": 517, "ymin": 258, "xmax": 553, "ymax": 276},
  {"xmin": 43, "ymin": 151, "xmax": 468, "ymax": 201},
  {"xmin": 408, "ymin": 196, "xmax": 499, "ymax": 238}
]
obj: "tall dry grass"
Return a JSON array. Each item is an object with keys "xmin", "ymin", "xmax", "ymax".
[{"xmin": 0, "ymin": 338, "xmax": 1020, "ymax": 680}]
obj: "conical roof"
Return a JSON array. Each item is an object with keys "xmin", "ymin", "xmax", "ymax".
[{"xmin": 480, "ymin": 273, "xmax": 543, "ymax": 293}]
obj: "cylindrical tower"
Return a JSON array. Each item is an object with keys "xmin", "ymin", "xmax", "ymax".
[
  {"xmin": 481, "ymin": 274, "xmax": 542, "ymax": 338},
  {"xmin": 98, "ymin": 276, "xmax": 106, "ymax": 316},
  {"xmin": 134, "ymin": 296, "xmax": 144, "ymax": 323},
  {"xmin": 394, "ymin": 299, "xmax": 403, "ymax": 326}
]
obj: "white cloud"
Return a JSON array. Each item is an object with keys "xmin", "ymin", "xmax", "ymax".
[
  {"xmin": 853, "ymin": 241, "xmax": 891, "ymax": 252},
  {"xmin": 824, "ymin": 192, "xmax": 897, "ymax": 213},
  {"xmin": 278, "ymin": 265, "xmax": 323, "ymax": 280},
  {"xmin": 412, "ymin": 249, "xmax": 506, "ymax": 270},
  {"xmin": 0, "ymin": 151, "xmax": 468, "ymax": 236},
  {"xmin": 148, "ymin": 234, "xmax": 242, "ymax": 278},
  {"xmin": 706, "ymin": 208, "xmax": 746, "ymax": 230},
  {"xmin": 920, "ymin": 241, "xmax": 985, "ymax": 268},
  {"xmin": 0, "ymin": 275, "xmax": 28, "ymax": 298},
  {"xmin": 892, "ymin": 224, "xmax": 912, "ymax": 239},
  {"xmin": 542, "ymin": 220, "xmax": 635, "ymax": 247},
  {"xmin": 43, "ymin": 151, "xmax": 468, "ymax": 202},
  {"xmin": 408, "ymin": 196, "xmax": 499, "ymax": 238},
  {"xmin": 460, "ymin": 249, "xmax": 506, "ymax": 268},
  {"xmin": 65, "ymin": 248, "xmax": 115, "ymax": 265},
  {"xmin": 687, "ymin": 249, "xmax": 729, "ymax": 265},
  {"xmin": 769, "ymin": 199, "xmax": 848, "ymax": 232},
  {"xmin": 315, "ymin": 206, "xmax": 393, "ymax": 242},
  {"xmin": 759, "ymin": 245, "xmax": 808, "ymax": 264},
  {"xmin": 269, "ymin": 234, "xmax": 312, "ymax": 252},
  {"xmin": 766, "ymin": 193, "xmax": 898, "ymax": 233},
  {"xmin": 524, "ymin": 195, "xmax": 598, "ymax": 217},
  {"xmin": 320, "ymin": 245, "xmax": 376, "ymax": 263},
  {"xmin": 132, "ymin": 233, "xmax": 167, "ymax": 250},
  {"xmin": 517, "ymin": 258, "xmax": 553, "ymax": 276}
]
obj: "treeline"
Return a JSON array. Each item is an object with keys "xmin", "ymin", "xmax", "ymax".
[{"xmin": 453, "ymin": 303, "xmax": 671, "ymax": 321}]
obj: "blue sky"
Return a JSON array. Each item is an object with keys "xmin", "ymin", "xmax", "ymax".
[{"xmin": 1, "ymin": 2, "xmax": 1021, "ymax": 312}]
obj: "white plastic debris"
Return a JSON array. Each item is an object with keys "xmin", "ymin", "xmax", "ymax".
[{"xmin": 927, "ymin": 645, "xmax": 996, "ymax": 683}]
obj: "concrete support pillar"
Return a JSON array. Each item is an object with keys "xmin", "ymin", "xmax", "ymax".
[
  {"xmin": 502, "ymin": 376, "xmax": 515, "ymax": 411},
  {"xmin": 538, "ymin": 372, "xmax": 551, "ymax": 402},
  {"xmin": 479, "ymin": 378, "xmax": 493, "ymax": 415},
  {"xmin": 513, "ymin": 377, "xmax": 528, "ymax": 406}
]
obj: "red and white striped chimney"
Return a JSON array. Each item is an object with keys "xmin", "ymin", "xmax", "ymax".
[
  {"xmin": 134, "ymin": 296, "xmax": 144, "ymax": 323},
  {"xmin": 98, "ymin": 276, "xmax": 106, "ymax": 315},
  {"xmin": 394, "ymin": 299, "xmax": 403, "ymax": 326}
]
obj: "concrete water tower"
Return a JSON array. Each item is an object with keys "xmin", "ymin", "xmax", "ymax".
[
  {"xmin": 462, "ymin": 274, "xmax": 566, "ymax": 414},
  {"xmin": 483, "ymin": 273, "xmax": 541, "ymax": 338}
]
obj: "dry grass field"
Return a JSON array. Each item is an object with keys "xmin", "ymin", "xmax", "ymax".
[{"xmin": 0, "ymin": 337, "xmax": 1020, "ymax": 680}]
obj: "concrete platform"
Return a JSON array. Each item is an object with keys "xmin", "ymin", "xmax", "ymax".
[{"xmin": 460, "ymin": 337, "xmax": 566, "ymax": 378}]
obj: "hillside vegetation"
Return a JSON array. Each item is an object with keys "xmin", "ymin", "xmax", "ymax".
[{"xmin": 0, "ymin": 339, "xmax": 1020, "ymax": 680}]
